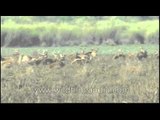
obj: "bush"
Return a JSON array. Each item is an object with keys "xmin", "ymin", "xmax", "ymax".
[{"xmin": 1, "ymin": 18, "xmax": 159, "ymax": 47}]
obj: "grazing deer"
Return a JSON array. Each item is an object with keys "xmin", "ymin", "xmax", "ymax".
[
  {"xmin": 6, "ymin": 49, "xmax": 21, "ymax": 63},
  {"xmin": 27, "ymin": 55, "xmax": 55, "ymax": 66},
  {"xmin": 1, "ymin": 57, "xmax": 16, "ymax": 68},
  {"xmin": 137, "ymin": 47, "xmax": 148, "ymax": 60},
  {"xmin": 71, "ymin": 52, "xmax": 89, "ymax": 65},
  {"xmin": 1, "ymin": 61, "xmax": 12, "ymax": 68},
  {"xmin": 28, "ymin": 57, "xmax": 43, "ymax": 65},
  {"xmin": 17, "ymin": 54, "xmax": 33, "ymax": 65},
  {"xmin": 29, "ymin": 52, "xmax": 65, "ymax": 66},
  {"xmin": 41, "ymin": 53, "xmax": 65, "ymax": 65},
  {"xmin": 27, "ymin": 50, "xmax": 53, "ymax": 65},
  {"xmin": 113, "ymin": 49, "xmax": 125, "ymax": 59},
  {"xmin": 71, "ymin": 48, "xmax": 98, "ymax": 64},
  {"xmin": 2, "ymin": 49, "xmax": 22, "ymax": 65},
  {"xmin": 52, "ymin": 52, "xmax": 60, "ymax": 61},
  {"xmin": 85, "ymin": 48, "xmax": 98, "ymax": 60},
  {"xmin": 38, "ymin": 49, "xmax": 48, "ymax": 59},
  {"xmin": 49, "ymin": 54, "xmax": 66, "ymax": 68}
]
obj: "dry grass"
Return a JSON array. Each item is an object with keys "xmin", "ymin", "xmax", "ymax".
[{"xmin": 1, "ymin": 55, "xmax": 159, "ymax": 103}]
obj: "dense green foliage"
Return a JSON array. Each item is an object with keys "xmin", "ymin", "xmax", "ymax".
[
  {"xmin": 1, "ymin": 16, "xmax": 159, "ymax": 23},
  {"xmin": 1, "ymin": 16, "xmax": 159, "ymax": 47}
]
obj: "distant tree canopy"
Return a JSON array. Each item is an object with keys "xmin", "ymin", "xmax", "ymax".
[
  {"xmin": 1, "ymin": 16, "xmax": 159, "ymax": 24},
  {"xmin": 1, "ymin": 16, "xmax": 159, "ymax": 47}
]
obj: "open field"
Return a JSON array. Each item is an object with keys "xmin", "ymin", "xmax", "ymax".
[
  {"xmin": 1, "ymin": 45, "xmax": 159, "ymax": 103},
  {"xmin": 1, "ymin": 44, "xmax": 159, "ymax": 56}
]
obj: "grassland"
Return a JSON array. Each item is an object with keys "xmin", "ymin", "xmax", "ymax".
[
  {"xmin": 1, "ymin": 45, "xmax": 159, "ymax": 103},
  {"xmin": 1, "ymin": 44, "xmax": 159, "ymax": 56}
]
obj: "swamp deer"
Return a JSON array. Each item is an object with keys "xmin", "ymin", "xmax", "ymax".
[
  {"xmin": 113, "ymin": 49, "xmax": 126, "ymax": 59},
  {"xmin": 137, "ymin": 47, "xmax": 148, "ymax": 60}
]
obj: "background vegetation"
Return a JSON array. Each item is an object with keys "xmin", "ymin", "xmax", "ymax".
[{"xmin": 1, "ymin": 16, "xmax": 159, "ymax": 47}]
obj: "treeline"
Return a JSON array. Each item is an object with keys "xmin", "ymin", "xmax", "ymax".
[
  {"xmin": 1, "ymin": 16, "xmax": 159, "ymax": 23},
  {"xmin": 1, "ymin": 16, "xmax": 159, "ymax": 47}
]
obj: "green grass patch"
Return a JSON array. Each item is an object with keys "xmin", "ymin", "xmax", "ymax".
[{"xmin": 1, "ymin": 44, "xmax": 159, "ymax": 56}]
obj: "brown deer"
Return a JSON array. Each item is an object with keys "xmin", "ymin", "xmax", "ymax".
[
  {"xmin": 113, "ymin": 49, "xmax": 126, "ymax": 59},
  {"xmin": 137, "ymin": 47, "xmax": 148, "ymax": 60},
  {"xmin": 1, "ymin": 57, "xmax": 16, "ymax": 68},
  {"xmin": 71, "ymin": 52, "xmax": 89, "ymax": 65},
  {"xmin": 49, "ymin": 54, "xmax": 66, "ymax": 68},
  {"xmin": 71, "ymin": 48, "xmax": 98, "ymax": 64},
  {"xmin": 85, "ymin": 48, "xmax": 98, "ymax": 60}
]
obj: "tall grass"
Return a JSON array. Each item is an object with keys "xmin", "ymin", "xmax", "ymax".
[
  {"xmin": 1, "ymin": 19, "xmax": 159, "ymax": 47},
  {"xmin": 1, "ymin": 54, "xmax": 159, "ymax": 103}
]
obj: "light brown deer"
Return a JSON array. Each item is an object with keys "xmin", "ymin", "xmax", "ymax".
[{"xmin": 71, "ymin": 48, "xmax": 98, "ymax": 64}]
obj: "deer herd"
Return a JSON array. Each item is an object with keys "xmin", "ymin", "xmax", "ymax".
[
  {"xmin": 1, "ymin": 48, "xmax": 98, "ymax": 69},
  {"xmin": 1, "ymin": 47, "xmax": 159, "ymax": 69}
]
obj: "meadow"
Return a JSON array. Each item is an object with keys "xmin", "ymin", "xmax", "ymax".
[
  {"xmin": 1, "ymin": 44, "xmax": 159, "ymax": 103},
  {"xmin": 1, "ymin": 44, "xmax": 159, "ymax": 56}
]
